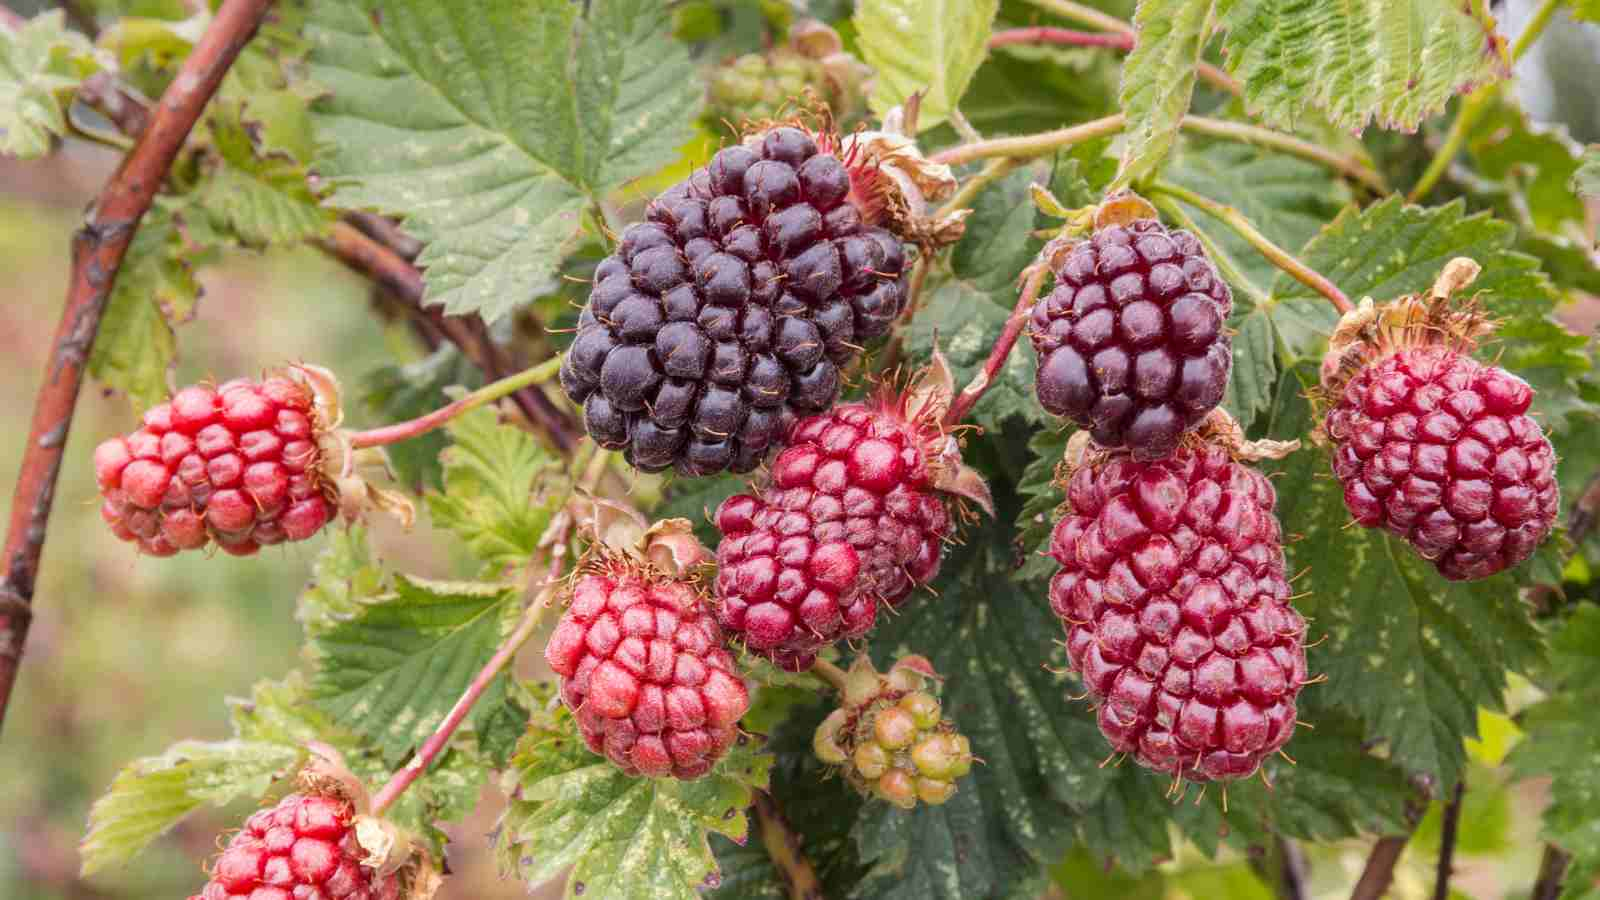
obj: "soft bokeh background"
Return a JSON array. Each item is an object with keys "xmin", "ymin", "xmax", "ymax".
[{"xmin": 2, "ymin": 3, "xmax": 1598, "ymax": 900}]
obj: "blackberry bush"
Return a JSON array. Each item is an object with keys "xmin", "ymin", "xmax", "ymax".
[{"xmin": 20, "ymin": 2, "xmax": 1598, "ymax": 899}]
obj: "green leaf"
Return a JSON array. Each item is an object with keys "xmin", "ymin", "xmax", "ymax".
[
  {"xmin": 1573, "ymin": 145, "xmax": 1600, "ymax": 200},
  {"xmin": 1260, "ymin": 376, "xmax": 1543, "ymax": 789},
  {"xmin": 1114, "ymin": 0, "xmax": 1214, "ymax": 188},
  {"xmin": 1512, "ymin": 605, "xmax": 1600, "ymax": 879},
  {"xmin": 854, "ymin": 0, "xmax": 999, "ymax": 132},
  {"xmin": 1575, "ymin": 1, "xmax": 1600, "ymax": 23},
  {"xmin": 0, "ymin": 11, "xmax": 101, "ymax": 158},
  {"xmin": 308, "ymin": 574, "xmax": 518, "ymax": 765},
  {"xmin": 424, "ymin": 404, "xmax": 566, "ymax": 574},
  {"xmin": 497, "ymin": 701, "xmax": 772, "ymax": 900},
  {"xmin": 307, "ymin": 0, "xmax": 700, "ymax": 322},
  {"xmin": 80, "ymin": 740, "xmax": 300, "ymax": 876},
  {"xmin": 86, "ymin": 202, "xmax": 203, "ymax": 410},
  {"xmin": 951, "ymin": 164, "xmax": 1043, "ymax": 295},
  {"xmin": 657, "ymin": 471, "xmax": 749, "ymax": 549},
  {"xmin": 1466, "ymin": 98, "xmax": 1589, "ymax": 234},
  {"xmin": 1014, "ymin": 427, "xmax": 1069, "ymax": 583},
  {"xmin": 193, "ymin": 112, "xmax": 328, "ymax": 246},
  {"xmin": 297, "ymin": 524, "xmax": 386, "ymax": 636},
  {"xmin": 1215, "ymin": 0, "xmax": 1507, "ymax": 133}
]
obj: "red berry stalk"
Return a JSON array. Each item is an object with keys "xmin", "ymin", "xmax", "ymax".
[
  {"xmin": 1316, "ymin": 258, "xmax": 1558, "ymax": 580},
  {"xmin": 545, "ymin": 515, "xmax": 752, "ymax": 779},
  {"xmin": 714, "ymin": 359, "xmax": 993, "ymax": 671},
  {"xmin": 1047, "ymin": 420, "xmax": 1308, "ymax": 784}
]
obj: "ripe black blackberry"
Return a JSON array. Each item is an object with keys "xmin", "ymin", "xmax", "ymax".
[
  {"xmin": 1029, "ymin": 209, "xmax": 1233, "ymax": 460},
  {"xmin": 561, "ymin": 126, "xmax": 914, "ymax": 476}
]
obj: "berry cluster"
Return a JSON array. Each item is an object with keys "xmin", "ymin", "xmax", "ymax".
[
  {"xmin": 545, "ymin": 566, "xmax": 752, "ymax": 779},
  {"xmin": 714, "ymin": 397, "xmax": 953, "ymax": 672},
  {"xmin": 94, "ymin": 375, "xmax": 335, "ymax": 557},
  {"xmin": 189, "ymin": 792, "xmax": 396, "ymax": 900},
  {"xmin": 560, "ymin": 126, "xmax": 910, "ymax": 476},
  {"xmin": 1047, "ymin": 444, "xmax": 1307, "ymax": 782},
  {"xmin": 1029, "ymin": 218, "xmax": 1232, "ymax": 460},
  {"xmin": 813, "ymin": 656, "xmax": 973, "ymax": 809}
]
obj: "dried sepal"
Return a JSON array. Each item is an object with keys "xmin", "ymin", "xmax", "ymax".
[
  {"xmin": 1092, "ymin": 191, "xmax": 1160, "ymax": 230},
  {"xmin": 1315, "ymin": 256, "xmax": 1493, "ymax": 419}
]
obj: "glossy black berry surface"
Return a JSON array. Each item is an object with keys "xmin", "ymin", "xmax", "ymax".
[
  {"xmin": 561, "ymin": 127, "xmax": 910, "ymax": 476},
  {"xmin": 1029, "ymin": 219, "xmax": 1233, "ymax": 459}
]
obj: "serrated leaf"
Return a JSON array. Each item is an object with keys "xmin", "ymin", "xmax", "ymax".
[
  {"xmin": 80, "ymin": 740, "xmax": 300, "ymax": 876},
  {"xmin": 297, "ymin": 525, "xmax": 386, "ymax": 635},
  {"xmin": 1465, "ymin": 98, "xmax": 1589, "ymax": 234},
  {"xmin": 0, "ymin": 11, "xmax": 102, "ymax": 158},
  {"xmin": 86, "ymin": 202, "xmax": 202, "ymax": 409},
  {"xmin": 1259, "ymin": 375, "xmax": 1543, "ymax": 788},
  {"xmin": 1114, "ymin": 0, "xmax": 1214, "ymax": 188},
  {"xmin": 1014, "ymin": 427, "xmax": 1069, "ymax": 583},
  {"xmin": 309, "ymin": 575, "xmax": 518, "ymax": 765},
  {"xmin": 424, "ymin": 404, "xmax": 566, "ymax": 574},
  {"xmin": 1215, "ymin": 0, "xmax": 1506, "ymax": 133},
  {"xmin": 951, "ymin": 162, "xmax": 1045, "ymax": 295},
  {"xmin": 307, "ymin": 0, "xmax": 699, "ymax": 322},
  {"xmin": 1270, "ymin": 197, "xmax": 1593, "ymax": 429},
  {"xmin": 195, "ymin": 110, "xmax": 328, "ymax": 246},
  {"xmin": 498, "ymin": 703, "xmax": 772, "ymax": 900},
  {"xmin": 1511, "ymin": 605, "xmax": 1600, "ymax": 878},
  {"xmin": 854, "ymin": 0, "xmax": 999, "ymax": 132},
  {"xmin": 902, "ymin": 277, "xmax": 1045, "ymax": 432}
]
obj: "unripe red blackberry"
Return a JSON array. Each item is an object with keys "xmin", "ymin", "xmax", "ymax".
[
  {"xmin": 713, "ymin": 376, "xmax": 991, "ymax": 672},
  {"xmin": 1029, "ymin": 201, "xmax": 1233, "ymax": 459},
  {"xmin": 545, "ymin": 562, "xmax": 751, "ymax": 779},
  {"xmin": 1318, "ymin": 259, "xmax": 1558, "ymax": 580},
  {"xmin": 560, "ymin": 122, "xmax": 957, "ymax": 476},
  {"xmin": 812, "ymin": 655, "xmax": 974, "ymax": 809},
  {"xmin": 188, "ymin": 792, "xmax": 399, "ymax": 900},
  {"xmin": 94, "ymin": 371, "xmax": 336, "ymax": 557},
  {"xmin": 1048, "ymin": 439, "xmax": 1307, "ymax": 783}
]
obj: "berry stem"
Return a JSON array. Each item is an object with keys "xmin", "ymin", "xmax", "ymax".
[
  {"xmin": 0, "ymin": 0, "xmax": 274, "ymax": 737},
  {"xmin": 812, "ymin": 658, "xmax": 850, "ymax": 692},
  {"xmin": 1151, "ymin": 194, "xmax": 1271, "ymax": 307},
  {"xmin": 1408, "ymin": 0, "xmax": 1562, "ymax": 203},
  {"xmin": 988, "ymin": 25, "xmax": 1131, "ymax": 50},
  {"xmin": 936, "ymin": 157, "xmax": 1019, "ymax": 221},
  {"xmin": 347, "ymin": 356, "xmax": 564, "ymax": 449},
  {"xmin": 1431, "ymin": 778, "xmax": 1465, "ymax": 900},
  {"xmin": 1532, "ymin": 844, "xmax": 1574, "ymax": 900},
  {"xmin": 931, "ymin": 113, "xmax": 1126, "ymax": 167},
  {"xmin": 945, "ymin": 265, "xmax": 1051, "ymax": 427},
  {"xmin": 1014, "ymin": 0, "xmax": 1241, "ymax": 95},
  {"xmin": 932, "ymin": 114, "xmax": 1383, "ymax": 193},
  {"xmin": 370, "ymin": 577, "xmax": 561, "ymax": 816},
  {"xmin": 1350, "ymin": 834, "xmax": 1414, "ymax": 900},
  {"xmin": 752, "ymin": 793, "xmax": 825, "ymax": 900},
  {"xmin": 1148, "ymin": 180, "xmax": 1353, "ymax": 314}
]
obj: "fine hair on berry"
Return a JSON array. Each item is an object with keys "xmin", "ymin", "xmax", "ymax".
[{"xmin": 560, "ymin": 125, "xmax": 911, "ymax": 476}]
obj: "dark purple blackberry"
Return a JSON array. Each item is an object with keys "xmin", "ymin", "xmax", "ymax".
[
  {"xmin": 561, "ymin": 126, "xmax": 912, "ymax": 476},
  {"xmin": 1029, "ymin": 219, "xmax": 1233, "ymax": 459}
]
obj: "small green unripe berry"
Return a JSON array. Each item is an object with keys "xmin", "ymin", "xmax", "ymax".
[
  {"xmin": 874, "ymin": 769, "xmax": 918, "ymax": 809},
  {"xmin": 813, "ymin": 709, "xmax": 850, "ymax": 764},
  {"xmin": 843, "ymin": 668, "xmax": 883, "ymax": 708},
  {"xmin": 854, "ymin": 742, "xmax": 891, "ymax": 779},
  {"xmin": 898, "ymin": 691, "xmax": 942, "ymax": 729},
  {"xmin": 951, "ymin": 735, "xmax": 973, "ymax": 777},
  {"xmin": 916, "ymin": 777, "xmax": 956, "ymax": 805},
  {"xmin": 911, "ymin": 733, "xmax": 969, "ymax": 780},
  {"xmin": 873, "ymin": 707, "xmax": 918, "ymax": 749}
]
